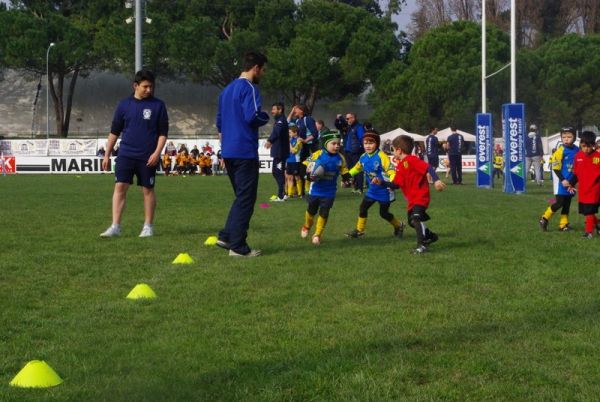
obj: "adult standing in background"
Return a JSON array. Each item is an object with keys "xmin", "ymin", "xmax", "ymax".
[
  {"xmin": 425, "ymin": 127, "xmax": 439, "ymax": 172},
  {"xmin": 525, "ymin": 124, "xmax": 544, "ymax": 185},
  {"xmin": 344, "ymin": 112, "xmax": 365, "ymax": 193},
  {"xmin": 216, "ymin": 52, "xmax": 269, "ymax": 257},
  {"xmin": 265, "ymin": 102, "xmax": 289, "ymax": 202},
  {"xmin": 447, "ymin": 126, "xmax": 464, "ymax": 185},
  {"xmin": 100, "ymin": 69, "xmax": 169, "ymax": 238}
]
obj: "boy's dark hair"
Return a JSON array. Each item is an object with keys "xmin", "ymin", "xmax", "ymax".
[
  {"xmin": 134, "ymin": 69, "xmax": 155, "ymax": 84},
  {"xmin": 296, "ymin": 104, "xmax": 308, "ymax": 115},
  {"xmin": 316, "ymin": 119, "xmax": 325, "ymax": 126},
  {"xmin": 289, "ymin": 126, "xmax": 298, "ymax": 133},
  {"xmin": 392, "ymin": 135, "xmax": 414, "ymax": 154},
  {"xmin": 580, "ymin": 131, "xmax": 597, "ymax": 146},
  {"xmin": 450, "ymin": 125, "xmax": 457, "ymax": 131},
  {"xmin": 242, "ymin": 52, "xmax": 268, "ymax": 71},
  {"xmin": 272, "ymin": 102, "xmax": 285, "ymax": 114}
]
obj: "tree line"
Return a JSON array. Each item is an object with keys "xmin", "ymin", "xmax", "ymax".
[{"xmin": 0, "ymin": 0, "xmax": 599, "ymax": 137}]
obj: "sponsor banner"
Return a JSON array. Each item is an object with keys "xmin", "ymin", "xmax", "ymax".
[
  {"xmin": 0, "ymin": 156, "xmax": 16, "ymax": 174},
  {"xmin": 502, "ymin": 103, "xmax": 526, "ymax": 194},
  {"xmin": 475, "ymin": 113, "xmax": 493, "ymax": 188},
  {"xmin": 49, "ymin": 139, "xmax": 99, "ymax": 156},
  {"xmin": 11, "ymin": 155, "xmax": 483, "ymax": 174},
  {"xmin": 1, "ymin": 139, "xmax": 48, "ymax": 156}
]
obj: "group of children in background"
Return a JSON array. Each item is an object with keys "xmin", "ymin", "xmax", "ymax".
[
  {"xmin": 539, "ymin": 127, "xmax": 600, "ymax": 238},
  {"xmin": 161, "ymin": 142, "xmax": 223, "ymax": 176}
]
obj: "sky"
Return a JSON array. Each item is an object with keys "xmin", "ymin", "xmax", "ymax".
[{"xmin": 392, "ymin": 0, "xmax": 418, "ymax": 31}]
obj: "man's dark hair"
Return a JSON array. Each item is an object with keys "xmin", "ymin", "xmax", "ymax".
[
  {"xmin": 272, "ymin": 102, "xmax": 285, "ymax": 114},
  {"xmin": 134, "ymin": 69, "xmax": 155, "ymax": 84},
  {"xmin": 450, "ymin": 125, "xmax": 457, "ymax": 131},
  {"xmin": 392, "ymin": 135, "xmax": 414, "ymax": 154},
  {"xmin": 242, "ymin": 52, "xmax": 268, "ymax": 71},
  {"xmin": 580, "ymin": 131, "xmax": 597, "ymax": 146}
]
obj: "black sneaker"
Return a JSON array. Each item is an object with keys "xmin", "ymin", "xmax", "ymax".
[
  {"xmin": 393, "ymin": 222, "xmax": 406, "ymax": 238},
  {"xmin": 559, "ymin": 224, "xmax": 572, "ymax": 232},
  {"xmin": 413, "ymin": 245, "xmax": 427, "ymax": 254},
  {"xmin": 596, "ymin": 224, "xmax": 600, "ymax": 236},
  {"xmin": 423, "ymin": 232, "xmax": 439, "ymax": 245},
  {"xmin": 539, "ymin": 217, "xmax": 548, "ymax": 232},
  {"xmin": 345, "ymin": 229, "xmax": 365, "ymax": 238},
  {"xmin": 582, "ymin": 232, "xmax": 593, "ymax": 239}
]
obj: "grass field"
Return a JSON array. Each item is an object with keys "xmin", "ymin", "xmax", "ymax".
[{"xmin": 1, "ymin": 173, "xmax": 600, "ymax": 401}]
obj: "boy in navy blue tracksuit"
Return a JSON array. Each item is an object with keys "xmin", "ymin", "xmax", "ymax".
[
  {"xmin": 216, "ymin": 52, "xmax": 270, "ymax": 257},
  {"xmin": 265, "ymin": 102, "xmax": 289, "ymax": 201}
]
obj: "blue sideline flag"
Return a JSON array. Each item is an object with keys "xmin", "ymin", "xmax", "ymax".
[
  {"xmin": 475, "ymin": 113, "xmax": 493, "ymax": 188},
  {"xmin": 502, "ymin": 103, "xmax": 526, "ymax": 193}
]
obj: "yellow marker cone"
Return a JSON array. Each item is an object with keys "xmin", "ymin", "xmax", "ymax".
[
  {"xmin": 172, "ymin": 253, "xmax": 194, "ymax": 264},
  {"xmin": 10, "ymin": 360, "xmax": 63, "ymax": 388},
  {"xmin": 204, "ymin": 236, "xmax": 217, "ymax": 246},
  {"xmin": 126, "ymin": 284, "xmax": 157, "ymax": 300}
]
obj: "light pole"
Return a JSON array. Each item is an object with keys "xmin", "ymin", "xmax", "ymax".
[{"xmin": 46, "ymin": 42, "xmax": 55, "ymax": 141}]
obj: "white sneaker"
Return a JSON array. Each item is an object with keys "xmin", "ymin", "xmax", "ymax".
[
  {"xmin": 139, "ymin": 225, "xmax": 154, "ymax": 237},
  {"xmin": 100, "ymin": 225, "xmax": 121, "ymax": 238},
  {"xmin": 272, "ymin": 197, "xmax": 285, "ymax": 202},
  {"xmin": 312, "ymin": 235, "xmax": 321, "ymax": 245}
]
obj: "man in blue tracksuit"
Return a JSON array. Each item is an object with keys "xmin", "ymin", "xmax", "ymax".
[
  {"xmin": 265, "ymin": 102, "xmax": 289, "ymax": 201},
  {"xmin": 344, "ymin": 112, "xmax": 365, "ymax": 193},
  {"xmin": 446, "ymin": 126, "xmax": 464, "ymax": 184},
  {"xmin": 216, "ymin": 52, "xmax": 269, "ymax": 257},
  {"xmin": 425, "ymin": 127, "xmax": 440, "ymax": 172}
]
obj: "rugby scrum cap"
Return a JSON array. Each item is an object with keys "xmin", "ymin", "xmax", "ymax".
[
  {"xmin": 561, "ymin": 126, "xmax": 576, "ymax": 135},
  {"xmin": 529, "ymin": 124, "xmax": 537, "ymax": 130},
  {"xmin": 362, "ymin": 130, "xmax": 380, "ymax": 148},
  {"xmin": 321, "ymin": 129, "xmax": 341, "ymax": 147}
]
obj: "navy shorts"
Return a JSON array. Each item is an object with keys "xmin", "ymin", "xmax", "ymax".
[
  {"xmin": 115, "ymin": 156, "xmax": 157, "ymax": 188},
  {"xmin": 286, "ymin": 162, "xmax": 300, "ymax": 175},
  {"xmin": 579, "ymin": 202, "xmax": 599, "ymax": 215}
]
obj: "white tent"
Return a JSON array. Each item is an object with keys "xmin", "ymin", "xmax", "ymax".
[
  {"xmin": 380, "ymin": 127, "xmax": 426, "ymax": 142},
  {"xmin": 436, "ymin": 127, "xmax": 476, "ymax": 142}
]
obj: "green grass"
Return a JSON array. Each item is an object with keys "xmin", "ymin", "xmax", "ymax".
[{"xmin": 1, "ymin": 173, "xmax": 600, "ymax": 401}]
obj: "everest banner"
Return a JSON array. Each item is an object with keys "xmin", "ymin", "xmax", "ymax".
[
  {"xmin": 502, "ymin": 103, "xmax": 526, "ymax": 194},
  {"xmin": 475, "ymin": 113, "xmax": 493, "ymax": 188}
]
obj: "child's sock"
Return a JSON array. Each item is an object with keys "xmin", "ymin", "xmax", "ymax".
[
  {"xmin": 304, "ymin": 179, "xmax": 310, "ymax": 193},
  {"xmin": 542, "ymin": 207, "xmax": 554, "ymax": 221},
  {"xmin": 389, "ymin": 217, "xmax": 401, "ymax": 229},
  {"xmin": 585, "ymin": 215, "xmax": 595, "ymax": 233},
  {"xmin": 296, "ymin": 180, "xmax": 303, "ymax": 196},
  {"xmin": 559, "ymin": 214, "xmax": 569, "ymax": 228},
  {"xmin": 315, "ymin": 216, "xmax": 327, "ymax": 236},
  {"xmin": 357, "ymin": 217, "xmax": 367, "ymax": 232},
  {"xmin": 304, "ymin": 211, "xmax": 314, "ymax": 229}
]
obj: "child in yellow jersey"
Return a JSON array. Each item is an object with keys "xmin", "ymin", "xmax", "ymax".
[
  {"xmin": 345, "ymin": 131, "xmax": 405, "ymax": 238},
  {"xmin": 493, "ymin": 149, "xmax": 504, "ymax": 179},
  {"xmin": 300, "ymin": 130, "xmax": 351, "ymax": 245},
  {"xmin": 162, "ymin": 153, "xmax": 172, "ymax": 176},
  {"xmin": 285, "ymin": 125, "xmax": 303, "ymax": 197},
  {"xmin": 176, "ymin": 150, "xmax": 189, "ymax": 175}
]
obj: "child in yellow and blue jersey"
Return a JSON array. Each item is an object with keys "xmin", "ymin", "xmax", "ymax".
[
  {"xmin": 285, "ymin": 125, "xmax": 303, "ymax": 197},
  {"xmin": 300, "ymin": 130, "xmax": 351, "ymax": 245},
  {"xmin": 539, "ymin": 127, "xmax": 579, "ymax": 231},
  {"xmin": 493, "ymin": 149, "xmax": 504, "ymax": 179},
  {"xmin": 345, "ymin": 131, "xmax": 406, "ymax": 238}
]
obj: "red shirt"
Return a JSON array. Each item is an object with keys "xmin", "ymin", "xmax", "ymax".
[
  {"xmin": 393, "ymin": 154, "xmax": 431, "ymax": 210},
  {"xmin": 573, "ymin": 150, "xmax": 600, "ymax": 204}
]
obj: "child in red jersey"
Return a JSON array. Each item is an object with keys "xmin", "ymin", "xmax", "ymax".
[
  {"xmin": 392, "ymin": 135, "xmax": 446, "ymax": 254},
  {"xmin": 567, "ymin": 131, "xmax": 600, "ymax": 238}
]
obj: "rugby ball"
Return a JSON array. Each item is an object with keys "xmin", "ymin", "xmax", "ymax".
[{"xmin": 311, "ymin": 164, "xmax": 325, "ymax": 180}]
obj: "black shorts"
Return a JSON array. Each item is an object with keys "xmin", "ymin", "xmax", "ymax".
[
  {"xmin": 286, "ymin": 162, "xmax": 300, "ymax": 175},
  {"xmin": 115, "ymin": 155, "xmax": 156, "ymax": 188},
  {"xmin": 307, "ymin": 195, "xmax": 335, "ymax": 210},
  {"xmin": 407, "ymin": 205, "xmax": 430, "ymax": 222},
  {"xmin": 579, "ymin": 202, "xmax": 599, "ymax": 215}
]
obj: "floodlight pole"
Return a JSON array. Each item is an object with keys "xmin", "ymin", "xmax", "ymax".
[
  {"xmin": 46, "ymin": 42, "xmax": 55, "ymax": 145},
  {"xmin": 481, "ymin": 0, "xmax": 486, "ymax": 113},
  {"xmin": 510, "ymin": 0, "xmax": 516, "ymax": 103},
  {"xmin": 135, "ymin": 0, "xmax": 142, "ymax": 72}
]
